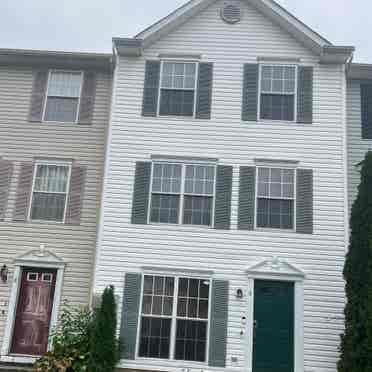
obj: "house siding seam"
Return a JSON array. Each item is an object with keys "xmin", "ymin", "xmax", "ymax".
[
  {"xmin": 0, "ymin": 65, "xmax": 111, "ymax": 352},
  {"xmin": 94, "ymin": 1, "xmax": 347, "ymax": 372}
]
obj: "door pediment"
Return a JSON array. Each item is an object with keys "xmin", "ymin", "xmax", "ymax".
[
  {"xmin": 14, "ymin": 248, "xmax": 65, "ymax": 269},
  {"xmin": 246, "ymin": 256, "xmax": 305, "ymax": 280}
]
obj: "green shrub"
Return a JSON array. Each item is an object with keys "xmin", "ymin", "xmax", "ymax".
[
  {"xmin": 34, "ymin": 303, "xmax": 92, "ymax": 372},
  {"xmin": 338, "ymin": 151, "xmax": 372, "ymax": 372},
  {"xmin": 88, "ymin": 286, "xmax": 119, "ymax": 372}
]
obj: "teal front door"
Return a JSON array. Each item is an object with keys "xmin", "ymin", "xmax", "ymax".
[{"xmin": 252, "ymin": 280, "xmax": 294, "ymax": 372}]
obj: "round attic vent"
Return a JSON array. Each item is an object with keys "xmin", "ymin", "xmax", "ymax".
[{"xmin": 221, "ymin": 3, "xmax": 242, "ymax": 24}]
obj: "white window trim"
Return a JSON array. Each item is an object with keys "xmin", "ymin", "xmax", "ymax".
[
  {"xmin": 157, "ymin": 60, "xmax": 199, "ymax": 118},
  {"xmin": 147, "ymin": 161, "xmax": 217, "ymax": 228},
  {"xmin": 245, "ymin": 258, "xmax": 305, "ymax": 372},
  {"xmin": 257, "ymin": 63, "xmax": 298, "ymax": 123},
  {"xmin": 28, "ymin": 160, "xmax": 72, "ymax": 224},
  {"xmin": 254, "ymin": 166, "xmax": 297, "ymax": 231},
  {"xmin": 1, "ymin": 250, "xmax": 65, "ymax": 364},
  {"xmin": 42, "ymin": 69, "xmax": 84, "ymax": 124},
  {"xmin": 135, "ymin": 272, "xmax": 212, "ymax": 365}
]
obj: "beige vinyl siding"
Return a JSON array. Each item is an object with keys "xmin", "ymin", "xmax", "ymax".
[
  {"xmin": 95, "ymin": 1, "xmax": 347, "ymax": 372},
  {"xmin": 347, "ymin": 79, "xmax": 369, "ymax": 211},
  {"xmin": 0, "ymin": 65, "xmax": 111, "ymax": 349}
]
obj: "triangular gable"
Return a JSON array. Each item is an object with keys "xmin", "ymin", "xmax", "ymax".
[
  {"xmin": 246, "ymin": 256, "xmax": 305, "ymax": 279},
  {"xmin": 115, "ymin": 0, "xmax": 354, "ymax": 63},
  {"xmin": 136, "ymin": 0, "xmax": 329, "ymax": 53},
  {"xmin": 14, "ymin": 248, "xmax": 65, "ymax": 267}
]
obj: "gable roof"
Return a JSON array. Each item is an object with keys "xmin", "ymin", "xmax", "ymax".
[{"xmin": 114, "ymin": 0, "xmax": 354, "ymax": 63}]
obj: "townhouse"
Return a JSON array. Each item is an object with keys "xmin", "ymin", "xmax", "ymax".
[
  {"xmin": 92, "ymin": 1, "xmax": 354, "ymax": 372},
  {"xmin": 0, "ymin": 49, "xmax": 112, "ymax": 365}
]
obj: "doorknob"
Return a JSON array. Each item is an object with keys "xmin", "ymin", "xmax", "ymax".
[{"xmin": 253, "ymin": 320, "xmax": 258, "ymax": 340}]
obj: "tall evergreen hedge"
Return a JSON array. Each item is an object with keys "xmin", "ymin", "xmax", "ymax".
[
  {"xmin": 89, "ymin": 285, "xmax": 119, "ymax": 372},
  {"xmin": 338, "ymin": 151, "xmax": 372, "ymax": 372}
]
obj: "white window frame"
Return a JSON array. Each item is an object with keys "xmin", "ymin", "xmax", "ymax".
[
  {"xmin": 135, "ymin": 272, "xmax": 212, "ymax": 365},
  {"xmin": 42, "ymin": 69, "xmax": 84, "ymax": 123},
  {"xmin": 147, "ymin": 161, "xmax": 217, "ymax": 227},
  {"xmin": 28, "ymin": 160, "xmax": 72, "ymax": 223},
  {"xmin": 257, "ymin": 63, "xmax": 298, "ymax": 123},
  {"xmin": 157, "ymin": 60, "xmax": 199, "ymax": 118},
  {"xmin": 254, "ymin": 166, "xmax": 297, "ymax": 231}
]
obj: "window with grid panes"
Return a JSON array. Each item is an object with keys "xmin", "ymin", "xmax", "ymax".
[
  {"xmin": 44, "ymin": 71, "xmax": 83, "ymax": 122},
  {"xmin": 138, "ymin": 275, "xmax": 210, "ymax": 362},
  {"xmin": 159, "ymin": 62, "xmax": 197, "ymax": 117},
  {"xmin": 260, "ymin": 65, "xmax": 296, "ymax": 121},
  {"xmin": 150, "ymin": 163, "xmax": 215, "ymax": 226},
  {"xmin": 256, "ymin": 167, "xmax": 295, "ymax": 229},
  {"xmin": 30, "ymin": 163, "xmax": 71, "ymax": 222}
]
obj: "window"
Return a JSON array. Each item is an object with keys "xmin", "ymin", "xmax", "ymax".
[
  {"xmin": 29, "ymin": 163, "xmax": 71, "ymax": 222},
  {"xmin": 138, "ymin": 275, "xmax": 210, "ymax": 362},
  {"xmin": 159, "ymin": 62, "xmax": 197, "ymax": 117},
  {"xmin": 256, "ymin": 167, "xmax": 295, "ymax": 229},
  {"xmin": 259, "ymin": 65, "xmax": 297, "ymax": 121},
  {"xmin": 44, "ymin": 71, "xmax": 83, "ymax": 122},
  {"xmin": 149, "ymin": 163, "xmax": 215, "ymax": 226}
]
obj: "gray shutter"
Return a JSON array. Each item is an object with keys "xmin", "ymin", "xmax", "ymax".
[
  {"xmin": 195, "ymin": 62, "xmax": 213, "ymax": 119},
  {"xmin": 242, "ymin": 64, "xmax": 259, "ymax": 121},
  {"xmin": 208, "ymin": 279, "xmax": 229, "ymax": 367},
  {"xmin": 296, "ymin": 169, "xmax": 313, "ymax": 234},
  {"xmin": 297, "ymin": 66, "xmax": 313, "ymax": 124},
  {"xmin": 214, "ymin": 165, "xmax": 233, "ymax": 230},
  {"xmin": 142, "ymin": 61, "xmax": 161, "ymax": 117},
  {"xmin": 78, "ymin": 71, "xmax": 97, "ymax": 124},
  {"xmin": 13, "ymin": 162, "xmax": 34, "ymax": 221},
  {"xmin": 238, "ymin": 166, "xmax": 256, "ymax": 230},
  {"xmin": 65, "ymin": 166, "xmax": 86, "ymax": 225},
  {"xmin": 29, "ymin": 70, "xmax": 49, "ymax": 122},
  {"xmin": 120, "ymin": 273, "xmax": 142, "ymax": 360},
  {"xmin": 361, "ymin": 85, "xmax": 372, "ymax": 139},
  {"xmin": 131, "ymin": 162, "xmax": 151, "ymax": 224},
  {"xmin": 0, "ymin": 160, "xmax": 13, "ymax": 221}
]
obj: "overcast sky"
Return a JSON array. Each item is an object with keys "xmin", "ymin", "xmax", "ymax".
[{"xmin": 0, "ymin": 0, "xmax": 371, "ymax": 62}]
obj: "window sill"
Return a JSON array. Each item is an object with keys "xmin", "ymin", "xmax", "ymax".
[
  {"xmin": 42, "ymin": 120, "xmax": 79, "ymax": 124},
  {"xmin": 255, "ymin": 227, "xmax": 296, "ymax": 233},
  {"xmin": 148, "ymin": 222, "xmax": 213, "ymax": 229},
  {"xmin": 135, "ymin": 356, "xmax": 208, "ymax": 367},
  {"xmin": 258, "ymin": 119, "xmax": 296, "ymax": 125},
  {"xmin": 28, "ymin": 219, "xmax": 65, "ymax": 225}
]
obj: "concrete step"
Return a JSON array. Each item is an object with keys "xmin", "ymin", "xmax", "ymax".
[{"xmin": 0, "ymin": 362, "xmax": 33, "ymax": 371}]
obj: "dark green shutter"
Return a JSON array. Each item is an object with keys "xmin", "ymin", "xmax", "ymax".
[
  {"xmin": 120, "ymin": 273, "xmax": 142, "ymax": 360},
  {"xmin": 214, "ymin": 165, "xmax": 233, "ymax": 230},
  {"xmin": 242, "ymin": 64, "xmax": 259, "ymax": 121},
  {"xmin": 238, "ymin": 166, "xmax": 256, "ymax": 230},
  {"xmin": 13, "ymin": 162, "xmax": 34, "ymax": 222},
  {"xmin": 296, "ymin": 169, "xmax": 313, "ymax": 234},
  {"xmin": 195, "ymin": 62, "xmax": 213, "ymax": 119},
  {"xmin": 142, "ymin": 60, "xmax": 161, "ymax": 117},
  {"xmin": 297, "ymin": 66, "xmax": 313, "ymax": 124},
  {"xmin": 361, "ymin": 85, "xmax": 372, "ymax": 139},
  {"xmin": 208, "ymin": 279, "xmax": 229, "ymax": 367},
  {"xmin": 131, "ymin": 162, "xmax": 151, "ymax": 224}
]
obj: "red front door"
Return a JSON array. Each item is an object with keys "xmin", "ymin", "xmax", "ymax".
[{"xmin": 11, "ymin": 268, "xmax": 57, "ymax": 356}]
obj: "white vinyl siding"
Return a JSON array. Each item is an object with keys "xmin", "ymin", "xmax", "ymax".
[
  {"xmin": 95, "ymin": 1, "xmax": 347, "ymax": 372},
  {"xmin": 43, "ymin": 71, "xmax": 83, "ymax": 123}
]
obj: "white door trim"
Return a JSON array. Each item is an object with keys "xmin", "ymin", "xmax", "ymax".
[
  {"xmin": 245, "ymin": 257, "xmax": 305, "ymax": 372},
  {"xmin": 1, "ymin": 248, "xmax": 65, "ymax": 364}
]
